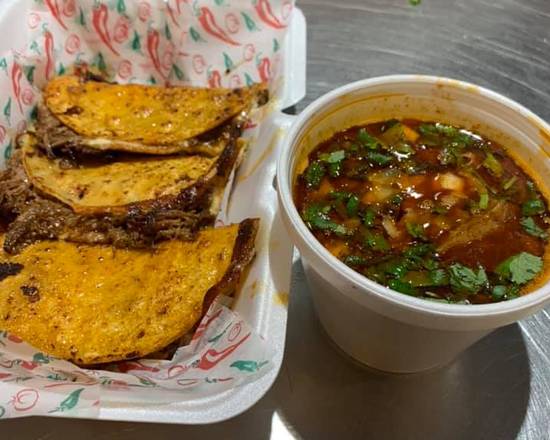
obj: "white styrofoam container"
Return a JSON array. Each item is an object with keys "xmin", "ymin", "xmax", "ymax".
[
  {"xmin": 277, "ymin": 75, "xmax": 550, "ymax": 373},
  {"xmin": 0, "ymin": 0, "xmax": 306, "ymax": 424}
]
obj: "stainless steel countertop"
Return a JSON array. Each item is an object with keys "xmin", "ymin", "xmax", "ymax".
[{"xmin": 4, "ymin": 0, "xmax": 550, "ymax": 438}]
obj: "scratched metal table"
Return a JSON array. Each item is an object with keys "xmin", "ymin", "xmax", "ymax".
[{"xmin": 4, "ymin": 0, "xmax": 550, "ymax": 438}]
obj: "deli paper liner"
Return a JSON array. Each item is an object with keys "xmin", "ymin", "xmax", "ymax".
[{"xmin": 0, "ymin": 0, "xmax": 294, "ymax": 418}]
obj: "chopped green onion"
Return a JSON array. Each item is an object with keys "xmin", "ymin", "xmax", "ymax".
[
  {"xmin": 503, "ymin": 176, "xmax": 517, "ymax": 190},
  {"xmin": 479, "ymin": 193, "xmax": 489, "ymax": 210},
  {"xmin": 482, "ymin": 152, "xmax": 503, "ymax": 177}
]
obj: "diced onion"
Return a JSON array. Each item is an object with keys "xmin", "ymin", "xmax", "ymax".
[
  {"xmin": 382, "ymin": 217, "xmax": 401, "ymax": 239},
  {"xmin": 439, "ymin": 172, "xmax": 464, "ymax": 192}
]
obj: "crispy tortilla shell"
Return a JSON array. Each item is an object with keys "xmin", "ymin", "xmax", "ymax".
[
  {"xmin": 43, "ymin": 75, "xmax": 265, "ymax": 152},
  {"xmin": 20, "ymin": 132, "xmax": 241, "ymax": 215},
  {"xmin": 0, "ymin": 219, "xmax": 258, "ymax": 365}
]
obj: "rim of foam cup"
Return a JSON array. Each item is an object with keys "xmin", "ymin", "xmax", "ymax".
[{"xmin": 277, "ymin": 74, "xmax": 550, "ymax": 320}]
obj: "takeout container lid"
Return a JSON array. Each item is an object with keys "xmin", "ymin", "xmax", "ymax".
[{"xmin": 277, "ymin": 75, "xmax": 550, "ymax": 371}]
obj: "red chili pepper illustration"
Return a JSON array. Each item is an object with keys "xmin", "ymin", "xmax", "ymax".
[
  {"xmin": 196, "ymin": 333, "xmax": 250, "ymax": 370},
  {"xmin": 0, "ymin": 372, "xmax": 11, "ymax": 379},
  {"xmin": 19, "ymin": 361, "xmax": 39, "ymax": 371},
  {"xmin": 257, "ymin": 56, "xmax": 271, "ymax": 82},
  {"xmin": 193, "ymin": 308, "xmax": 223, "ymax": 340},
  {"xmin": 166, "ymin": 2, "xmax": 180, "ymax": 28},
  {"xmin": 254, "ymin": 0, "xmax": 286, "ymax": 29},
  {"xmin": 45, "ymin": 0, "xmax": 68, "ymax": 30},
  {"xmin": 207, "ymin": 69, "xmax": 222, "ymax": 88},
  {"xmin": 44, "ymin": 30, "xmax": 55, "ymax": 81},
  {"xmin": 11, "ymin": 63, "xmax": 23, "ymax": 114},
  {"xmin": 7, "ymin": 333, "xmax": 22, "ymax": 343},
  {"xmin": 10, "ymin": 388, "xmax": 39, "ymax": 411},
  {"xmin": 147, "ymin": 29, "xmax": 167, "ymax": 80},
  {"xmin": 198, "ymin": 7, "xmax": 240, "ymax": 46},
  {"xmin": 92, "ymin": 3, "xmax": 120, "ymax": 56},
  {"xmin": 117, "ymin": 360, "xmax": 160, "ymax": 373}
]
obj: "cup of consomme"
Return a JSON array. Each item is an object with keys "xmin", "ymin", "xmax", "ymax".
[{"xmin": 277, "ymin": 75, "xmax": 550, "ymax": 373}]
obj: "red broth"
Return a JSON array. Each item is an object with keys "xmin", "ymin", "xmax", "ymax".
[{"xmin": 294, "ymin": 120, "xmax": 549, "ymax": 304}]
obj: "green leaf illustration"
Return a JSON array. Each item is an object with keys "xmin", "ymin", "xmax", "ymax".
[
  {"xmin": 0, "ymin": 405, "xmax": 5, "ymax": 418},
  {"xmin": 0, "ymin": 58, "xmax": 7, "ymax": 74},
  {"xmin": 29, "ymin": 41, "xmax": 41, "ymax": 55},
  {"xmin": 117, "ymin": 0, "xmax": 126, "ymax": 14},
  {"xmin": 244, "ymin": 73, "xmax": 254, "ymax": 86},
  {"xmin": 223, "ymin": 52, "xmax": 234, "ymax": 72},
  {"xmin": 3, "ymin": 98, "xmax": 11, "ymax": 125},
  {"xmin": 273, "ymin": 38, "xmax": 280, "ymax": 53},
  {"xmin": 136, "ymin": 376, "xmax": 157, "ymax": 387},
  {"xmin": 189, "ymin": 27, "xmax": 205, "ymax": 42},
  {"xmin": 93, "ymin": 52, "xmax": 107, "ymax": 73},
  {"xmin": 33, "ymin": 352, "xmax": 52, "ymax": 364},
  {"xmin": 78, "ymin": 7, "xmax": 86, "ymax": 27},
  {"xmin": 148, "ymin": 75, "xmax": 157, "ymax": 84},
  {"xmin": 57, "ymin": 63, "xmax": 66, "ymax": 75},
  {"xmin": 4, "ymin": 141, "xmax": 12, "ymax": 160},
  {"xmin": 241, "ymin": 12, "xmax": 259, "ymax": 31},
  {"xmin": 230, "ymin": 360, "xmax": 269, "ymax": 373},
  {"xmin": 165, "ymin": 23, "xmax": 172, "ymax": 40},
  {"xmin": 23, "ymin": 65, "xmax": 35, "ymax": 83},
  {"xmin": 131, "ymin": 31, "xmax": 141, "ymax": 52},
  {"xmin": 30, "ymin": 105, "xmax": 38, "ymax": 121},
  {"xmin": 172, "ymin": 64, "xmax": 185, "ymax": 81},
  {"xmin": 49, "ymin": 388, "xmax": 84, "ymax": 413}
]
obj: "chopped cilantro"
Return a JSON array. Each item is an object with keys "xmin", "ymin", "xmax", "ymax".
[
  {"xmin": 430, "ymin": 269, "xmax": 449, "ymax": 286},
  {"xmin": 346, "ymin": 195, "xmax": 360, "ymax": 217},
  {"xmin": 520, "ymin": 217, "xmax": 548, "ymax": 240},
  {"xmin": 364, "ymin": 231, "xmax": 390, "ymax": 251},
  {"xmin": 406, "ymin": 222, "xmax": 426, "ymax": 239},
  {"xmin": 362, "ymin": 208, "xmax": 376, "ymax": 227},
  {"xmin": 496, "ymin": 252, "xmax": 542, "ymax": 284},
  {"xmin": 491, "ymin": 285, "xmax": 507, "ymax": 301},
  {"xmin": 388, "ymin": 279, "xmax": 418, "ymax": 295},
  {"xmin": 448, "ymin": 263, "xmax": 488, "ymax": 294},
  {"xmin": 343, "ymin": 255, "xmax": 368, "ymax": 266},
  {"xmin": 382, "ymin": 258, "xmax": 409, "ymax": 278},
  {"xmin": 328, "ymin": 161, "xmax": 342, "ymax": 177},
  {"xmin": 303, "ymin": 204, "xmax": 350, "ymax": 236},
  {"xmin": 522, "ymin": 199, "xmax": 545, "ymax": 216},
  {"xmin": 304, "ymin": 161, "xmax": 325, "ymax": 188},
  {"xmin": 320, "ymin": 149, "xmax": 346, "ymax": 164},
  {"xmin": 366, "ymin": 151, "xmax": 393, "ymax": 166},
  {"xmin": 357, "ymin": 128, "xmax": 381, "ymax": 149}
]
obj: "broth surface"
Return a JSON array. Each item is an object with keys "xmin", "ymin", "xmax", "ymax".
[{"xmin": 295, "ymin": 120, "xmax": 549, "ymax": 304}]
